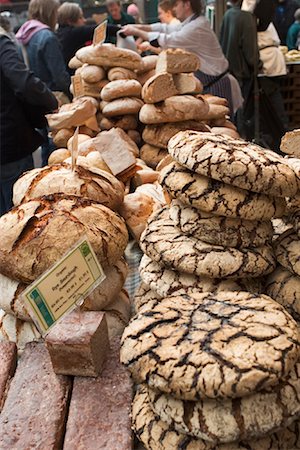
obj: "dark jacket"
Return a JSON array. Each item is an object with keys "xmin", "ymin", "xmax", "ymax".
[
  {"xmin": 106, "ymin": 11, "xmax": 135, "ymax": 44},
  {"xmin": 0, "ymin": 34, "xmax": 58, "ymax": 165},
  {"xmin": 220, "ymin": 6, "xmax": 259, "ymax": 84},
  {"xmin": 56, "ymin": 23, "xmax": 121, "ymax": 75},
  {"xmin": 274, "ymin": 0, "xmax": 298, "ymax": 44}
]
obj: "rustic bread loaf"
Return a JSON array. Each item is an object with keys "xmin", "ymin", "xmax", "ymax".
[
  {"xmin": 63, "ymin": 153, "xmax": 111, "ymax": 173},
  {"xmin": 13, "ymin": 164, "xmax": 124, "ymax": 210},
  {"xmin": 52, "ymin": 128, "xmax": 74, "ymax": 148},
  {"xmin": 48, "ymin": 148, "xmax": 71, "ymax": 165},
  {"xmin": 137, "ymin": 69, "xmax": 156, "ymax": 86},
  {"xmin": 115, "ymin": 115, "xmax": 138, "ymax": 131},
  {"xmin": 67, "ymin": 133, "xmax": 90, "ymax": 151},
  {"xmin": 0, "ymin": 195, "xmax": 128, "ymax": 283},
  {"xmin": 0, "ymin": 310, "xmax": 41, "ymax": 353},
  {"xmin": 142, "ymin": 121, "xmax": 210, "ymax": 149},
  {"xmin": 127, "ymin": 130, "xmax": 141, "ymax": 145},
  {"xmin": 156, "ymin": 48, "xmax": 200, "ymax": 74},
  {"xmin": 139, "ymin": 144, "xmax": 168, "ymax": 169},
  {"xmin": 0, "ymin": 274, "xmax": 30, "ymax": 321},
  {"xmin": 139, "ymin": 95, "xmax": 209, "ymax": 124},
  {"xmin": 68, "ymin": 55, "xmax": 83, "ymax": 69},
  {"xmin": 206, "ymin": 103, "xmax": 230, "ymax": 120},
  {"xmin": 76, "ymin": 44, "xmax": 142, "ymax": 70},
  {"xmin": 99, "ymin": 117, "xmax": 115, "ymax": 130},
  {"xmin": 173, "ymin": 73, "xmax": 202, "ymax": 94},
  {"xmin": 211, "ymin": 126, "xmax": 240, "ymax": 139},
  {"xmin": 80, "ymin": 65, "xmax": 106, "ymax": 83},
  {"xmin": 280, "ymin": 129, "xmax": 300, "ymax": 157},
  {"xmin": 138, "ymin": 55, "xmax": 158, "ymax": 74},
  {"xmin": 78, "ymin": 125, "xmax": 97, "ymax": 137},
  {"xmin": 107, "ymin": 67, "xmax": 138, "ymax": 81},
  {"xmin": 141, "ymin": 72, "xmax": 178, "ymax": 104},
  {"xmin": 101, "ymin": 80, "xmax": 142, "ymax": 101},
  {"xmin": 47, "ymin": 100, "xmax": 97, "ymax": 130},
  {"xmin": 103, "ymin": 290, "xmax": 131, "ymax": 339},
  {"xmin": 201, "ymin": 93, "xmax": 228, "ymax": 106},
  {"xmin": 102, "ymin": 97, "xmax": 144, "ymax": 117}
]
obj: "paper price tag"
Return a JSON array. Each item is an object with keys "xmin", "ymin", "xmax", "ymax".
[
  {"xmin": 22, "ymin": 238, "xmax": 106, "ymax": 336},
  {"xmin": 93, "ymin": 20, "xmax": 107, "ymax": 45},
  {"xmin": 72, "ymin": 74, "xmax": 84, "ymax": 97}
]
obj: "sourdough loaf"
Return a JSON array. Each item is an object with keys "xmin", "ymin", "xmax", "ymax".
[
  {"xmin": 101, "ymin": 79, "xmax": 142, "ymax": 101},
  {"xmin": 139, "ymin": 144, "xmax": 168, "ymax": 169},
  {"xmin": 0, "ymin": 195, "xmax": 128, "ymax": 282},
  {"xmin": 68, "ymin": 55, "xmax": 83, "ymax": 69},
  {"xmin": 80, "ymin": 64, "xmax": 105, "ymax": 83},
  {"xmin": 281, "ymin": 129, "xmax": 300, "ymax": 157},
  {"xmin": 0, "ymin": 310, "xmax": 41, "ymax": 353},
  {"xmin": 173, "ymin": 73, "xmax": 202, "ymax": 94},
  {"xmin": 76, "ymin": 44, "xmax": 142, "ymax": 70},
  {"xmin": 102, "ymin": 97, "xmax": 144, "ymax": 117},
  {"xmin": 141, "ymin": 72, "xmax": 177, "ymax": 103},
  {"xmin": 138, "ymin": 55, "xmax": 158, "ymax": 74},
  {"xmin": 103, "ymin": 290, "xmax": 131, "ymax": 339},
  {"xmin": 47, "ymin": 100, "xmax": 97, "ymax": 130},
  {"xmin": 107, "ymin": 67, "xmax": 138, "ymax": 81},
  {"xmin": 52, "ymin": 128, "xmax": 74, "ymax": 148},
  {"xmin": 48, "ymin": 148, "xmax": 71, "ymax": 165},
  {"xmin": 156, "ymin": 48, "xmax": 200, "ymax": 74},
  {"xmin": 139, "ymin": 95, "xmax": 209, "ymax": 124},
  {"xmin": 0, "ymin": 274, "xmax": 30, "ymax": 321}
]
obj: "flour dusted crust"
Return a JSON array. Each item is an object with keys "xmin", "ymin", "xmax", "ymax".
[
  {"xmin": 169, "ymin": 200, "xmax": 273, "ymax": 248},
  {"xmin": 13, "ymin": 164, "xmax": 124, "ymax": 211},
  {"xmin": 100, "ymin": 79, "xmax": 142, "ymax": 102},
  {"xmin": 0, "ymin": 196, "xmax": 128, "ymax": 283},
  {"xmin": 156, "ymin": 48, "xmax": 200, "ymax": 74},
  {"xmin": 140, "ymin": 207, "xmax": 275, "ymax": 279},
  {"xmin": 142, "ymin": 121, "xmax": 209, "ymax": 149},
  {"xmin": 160, "ymin": 162, "xmax": 286, "ymax": 220},
  {"xmin": 148, "ymin": 361, "xmax": 300, "ymax": 443},
  {"xmin": 134, "ymin": 282, "xmax": 162, "ymax": 313},
  {"xmin": 140, "ymin": 255, "xmax": 262, "ymax": 298},
  {"xmin": 121, "ymin": 291, "xmax": 299, "ymax": 400},
  {"xmin": 274, "ymin": 230, "xmax": 300, "ymax": 277},
  {"xmin": 0, "ymin": 310, "xmax": 41, "ymax": 354},
  {"xmin": 292, "ymin": 210, "xmax": 300, "ymax": 237},
  {"xmin": 102, "ymin": 97, "xmax": 144, "ymax": 117},
  {"xmin": 76, "ymin": 44, "xmax": 142, "ymax": 70},
  {"xmin": 265, "ymin": 266, "xmax": 300, "ymax": 321},
  {"xmin": 168, "ymin": 131, "xmax": 298, "ymax": 197},
  {"xmin": 139, "ymin": 95, "xmax": 209, "ymax": 125},
  {"xmin": 0, "ymin": 274, "xmax": 30, "ymax": 321},
  {"xmin": 132, "ymin": 385, "xmax": 300, "ymax": 450}
]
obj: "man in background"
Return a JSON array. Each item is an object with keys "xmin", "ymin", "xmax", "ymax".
[
  {"xmin": 286, "ymin": 8, "xmax": 300, "ymax": 49},
  {"xmin": 274, "ymin": 0, "xmax": 298, "ymax": 44},
  {"xmin": 106, "ymin": 0, "xmax": 135, "ymax": 44}
]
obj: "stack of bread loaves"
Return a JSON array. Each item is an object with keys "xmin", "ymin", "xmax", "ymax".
[
  {"xmin": 120, "ymin": 130, "xmax": 300, "ymax": 449},
  {"xmin": 0, "ymin": 163, "xmax": 130, "ymax": 352}
]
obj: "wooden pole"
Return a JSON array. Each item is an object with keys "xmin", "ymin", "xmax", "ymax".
[{"xmin": 214, "ymin": 0, "xmax": 227, "ymax": 35}]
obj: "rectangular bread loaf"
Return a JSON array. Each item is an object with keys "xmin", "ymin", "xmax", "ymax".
[
  {"xmin": 64, "ymin": 338, "xmax": 133, "ymax": 450},
  {"xmin": 156, "ymin": 48, "xmax": 200, "ymax": 74},
  {"xmin": 0, "ymin": 342, "xmax": 71, "ymax": 450}
]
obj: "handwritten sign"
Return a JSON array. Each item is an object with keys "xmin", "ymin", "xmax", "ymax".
[
  {"xmin": 93, "ymin": 20, "xmax": 107, "ymax": 45},
  {"xmin": 71, "ymin": 74, "xmax": 84, "ymax": 97},
  {"xmin": 23, "ymin": 238, "xmax": 106, "ymax": 335}
]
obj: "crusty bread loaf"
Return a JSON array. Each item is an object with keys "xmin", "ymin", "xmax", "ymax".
[
  {"xmin": 47, "ymin": 100, "xmax": 97, "ymax": 130},
  {"xmin": 99, "ymin": 117, "xmax": 115, "ymax": 130},
  {"xmin": 102, "ymin": 290, "xmax": 131, "ymax": 338},
  {"xmin": 67, "ymin": 134, "xmax": 90, "ymax": 151},
  {"xmin": 141, "ymin": 72, "xmax": 177, "ymax": 104},
  {"xmin": 82, "ymin": 258, "xmax": 128, "ymax": 311},
  {"xmin": 64, "ymin": 153, "xmax": 111, "ymax": 173},
  {"xmin": 48, "ymin": 148, "xmax": 71, "ymax": 165},
  {"xmin": 127, "ymin": 130, "xmax": 141, "ymax": 145},
  {"xmin": 211, "ymin": 127, "xmax": 240, "ymax": 139},
  {"xmin": 76, "ymin": 44, "xmax": 142, "ymax": 70},
  {"xmin": 0, "ymin": 195, "xmax": 128, "ymax": 283},
  {"xmin": 281, "ymin": 130, "xmax": 300, "ymax": 158},
  {"xmin": 115, "ymin": 115, "xmax": 138, "ymax": 131},
  {"xmin": 107, "ymin": 67, "xmax": 138, "ymax": 81},
  {"xmin": 72, "ymin": 96, "xmax": 99, "ymax": 109},
  {"xmin": 139, "ymin": 144, "xmax": 168, "ymax": 169},
  {"xmin": 173, "ymin": 73, "xmax": 202, "ymax": 94},
  {"xmin": 102, "ymin": 97, "xmax": 144, "ymax": 117},
  {"xmin": 156, "ymin": 154, "xmax": 174, "ymax": 172},
  {"xmin": 201, "ymin": 93, "xmax": 228, "ymax": 106},
  {"xmin": 0, "ymin": 310, "xmax": 41, "ymax": 353},
  {"xmin": 80, "ymin": 65, "xmax": 106, "ymax": 83},
  {"xmin": 101, "ymin": 80, "xmax": 142, "ymax": 102},
  {"xmin": 13, "ymin": 164, "xmax": 124, "ymax": 211},
  {"xmin": 52, "ymin": 128, "xmax": 74, "ymax": 148},
  {"xmin": 68, "ymin": 56, "xmax": 83, "ymax": 69},
  {"xmin": 206, "ymin": 103, "xmax": 230, "ymax": 120},
  {"xmin": 137, "ymin": 69, "xmax": 156, "ymax": 86},
  {"xmin": 142, "ymin": 121, "xmax": 210, "ymax": 149},
  {"xmin": 92, "ymin": 127, "xmax": 139, "ymax": 158},
  {"xmin": 156, "ymin": 48, "xmax": 200, "ymax": 74},
  {"xmin": 138, "ymin": 55, "xmax": 158, "ymax": 74},
  {"xmin": 78, "ymin": 125, "xmax": 97, "ymax": 137},
  {"xmin": 139, "ymin": 95, "xmax": 209, "ymax": 124},
  {"xmin": 0, "ymin": 274, "xmax": 30, "ymax": 321}
]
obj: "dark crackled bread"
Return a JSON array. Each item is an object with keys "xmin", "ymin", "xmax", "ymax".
[
  {"xmin": 13, "ymin": 163, "xmax": 124, "ymax": 211},
  {"xmin": 0, "ymin": 195, "xmax": 128, "ymax": 283}
]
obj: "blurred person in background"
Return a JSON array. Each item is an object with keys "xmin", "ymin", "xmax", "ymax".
[
  {"xmin": 158, "ymin": 0, "xmax": 180, "ymax": 25},
  {"xmin": 56, "ymin": 2, "xmax": 120, "ymax": 74},
  {"xmin": 106, "ymin": 0, "xmax": 135, "ymax": 44},
  {"xmin": 286, "ymin": 8, "xmax": 300, "ymax": 49},
  {"xmin": 274, "ymin": 0, "xmax": 298, "ymax": 44},
  {"xmin": 16, "ymin": 0, "xmax": 70, "ymax": 166},
  {"xmin": 127, "ymin": 3, "xmax": 141, "ymax": 23},
  {"xmin": 0, "ymin": 27, "xmax": 57, "ymax": 215}
]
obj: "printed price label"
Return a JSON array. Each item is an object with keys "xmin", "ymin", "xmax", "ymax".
[
  {"xmin": 72, "ymin": 74, "xmax": 84, "ymax": 97},
  {"xmin": 23, "ymin": 238, "xmax": 106, "ymax": 335},
  {"xmin": 93, "ymin": 20, "xmax": 107, "ymax": 45}
]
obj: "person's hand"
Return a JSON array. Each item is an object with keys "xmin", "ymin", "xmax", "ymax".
[
  {"xmin": 138, "ymin": 41, "xmax": 151, "ymax": 51},
  {"xmin": 121, "ymin": 25, "xmax": 138, "ymax": 36}
]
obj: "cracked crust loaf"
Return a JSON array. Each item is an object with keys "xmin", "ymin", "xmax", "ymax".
[
  {"xmin": 139, "ymin": 255, "xmax": 262, "ymax": 298},
  {"xmin": 132, "ymin": 385, "xmax": 300, "ymax": 450},
  {"xmin": 0, "ymin": 195, "xmax": 128, "ymax": 283},
  {"xmin": 160, "ymin": 162, "xmax": 286, "ymax": 220},
  {"xmin": 121, "ymin": 291, "xmax": 299, "ymax": 400},
  {"xmin": 274, "ymin": 230, "xmax": 300, "ymax": 277},
  {"xmin": 13, "ymin": 164, "xmax": 124, "ymax": 211},
  {"xmin": 169, "ymin": 200, "xmax": 273, "ymax": 248},
  {"xmin": 265, "ymin": 266, "xmax": 300, "ymax": 322},
  {"xmin": 168, "ymin": 131, "xmax": 298, "ymax": 197},
  {"xmin": 134, "ymin": 282, "xmax": 162, "ymax": 313},
  {"xmin": 140, "ymin": 208, "xmax": 275, "ymax": 279}
]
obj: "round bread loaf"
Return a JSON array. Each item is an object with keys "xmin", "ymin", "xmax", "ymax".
[
  {"xmin": 48, "ymin": 148, "xmax": 71, "ymax": 165},
  {"xmin": 13, "ymin": 164, "xmax": 124, "ymax": 211},
  {"xmin": 169, "ymin": 199, "xmax": 273, "ymax": 248},
  {"xmin": 168, "ymin": 131, "xmax": 298, "ymax": 197},
  {"xmin": 101, "ymin": 79, "xmax": 142, "ymax": 101},
  {"xmin": 160, "ymin": 161, "xmax": 286, "ymax": 220},
  {"xmin": 274, "ymin": 230, "xmax": 300, "ymax": 277},
  {"xmin": 137, "ymin": 55, "xmax": 158, "ymax": 74},
  {"xmin": 140, "ymin": 255, "xmax": 262, "ymax": 298},
  {"xmin": 115, "ymin": 115, "xmax": 138, "ymax": 131},
  {"xmin": 68, "ymin": 56, "xmax": 83, "ymax": 69},
  {"xmin": 102, "ymin": 97, "xmax": 144, "ymax": 117},
  {"xmin": 107, "ymin": 67, "xmax": 138, "ymax": 81},
  {"xmin": 121, "ymin": 291, "xmax": 299, "ymax": 400},
  {"xmin": 140, "ymin": 207, "xmax": 276, "ymax": 279},
  {"xmin": 132, "ymin": 385, "xmax": 300, "ymax": 450},
  {"xmin": 52, "ymin": 128, "xmax": 74, "ymax": 148},
  {"xmin": 0, "ymin": 195, "xmax": 128, "ymax": 283},
  {"xmin": 80, "ymin": 64, "xmax": 105, "ymax": 83}
]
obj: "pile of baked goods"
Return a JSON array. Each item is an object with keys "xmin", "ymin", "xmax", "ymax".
[
  {"xmin": 120, "ymin": 130, "xmax": 300, "ymax": 449},
  {"xmin": 0, "ymin": 163, "xmax": 130, "ymax": 352}
]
